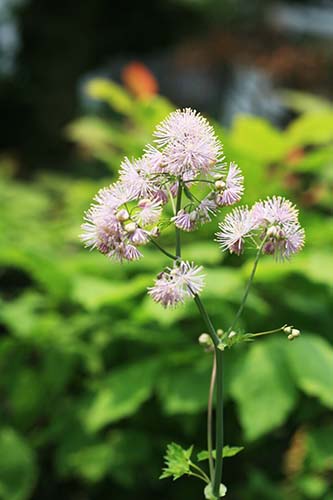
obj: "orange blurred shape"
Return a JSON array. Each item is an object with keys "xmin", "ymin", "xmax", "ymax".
[
  {"xmin": 286, "ymin": 148, "xmax": 305, "ymax": 166},
  {"xmin": 122, "ymin": 61, "xmax": 159, "ymax": 99}
]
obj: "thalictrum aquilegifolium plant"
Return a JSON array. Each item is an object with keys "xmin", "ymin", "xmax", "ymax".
[{"xmin": 81, "ymin": 108, "xmax": 305, "ymax": 499}]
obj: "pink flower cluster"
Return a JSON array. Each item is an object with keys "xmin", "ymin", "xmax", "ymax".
[
  {"xmin": 81, "ymin": 108, "xmax": 244, "ymax": 260},
  {"xmin": 172, "ymin": 161, "xmax": 244, "ymax": 232},
  {"xmin": 81, "ymin": 107, "xmax": 305, "ymax": 308},
  {"xmin": 81, "ymin": 182, "xmax": 161, "ymax": 262},
  {"xmin": 216, "ymin": 196, "xmax": 305, "ymax": 260}
]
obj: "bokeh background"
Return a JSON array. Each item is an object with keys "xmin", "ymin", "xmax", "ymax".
[{"xmin": 1, "ymin": 0, "xmax": 333, "ymax": 499}]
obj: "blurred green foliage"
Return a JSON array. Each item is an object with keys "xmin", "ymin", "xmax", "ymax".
[{"xmin": 0, "ymin": 80, "xmax": 333, "ymax": 499}]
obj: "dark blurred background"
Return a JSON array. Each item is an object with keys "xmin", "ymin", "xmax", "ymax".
[
  {"xmin": 2, "ymin": 0, "xmax": 333, "ymax": 174},
  {"xmin": 0, "ymin": 1, "xmax": 333, "ymax": 500}
]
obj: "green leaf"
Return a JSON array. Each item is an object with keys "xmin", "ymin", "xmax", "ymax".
[
  {"xmin": 80, "ymin": 358, "xmax": 159, "ymax": 432},
  {"xmin": 197, "ymin": 445, "xmax": 244, "ymax": 462},
  {"xmin": 182, "ymin": 243, "xmax": 222, "ymax": 265},
  {"xmin": 286, "ymin": 111, "xmax": 333, "ymax": 147},
  {"xmin": 72, "ymin": 274, "xmax": 151, "ymax": 310},
  {"xmin": 204, "ymin": 268, "xmax": 243, "ymax": 298},
  {"xmin": 280, "ymin": 89, "xmax": 333, "ymax": 113},
  {"xmin": 230, "ymin": 338, "xmax": 297, "ymax": 440},
  {"xmin": 183, "ymin": 183, "xmax": 197, "ymax": 202},
  {"xmin": 86, "ymin": 78, "xmax": 133, "ymax": 115},
  {"xmin": 204, "ymin": 483, "xmax": 227, "ymax": 499},
  {"xmin": 158, "ymin": 357, "xmax": 212, "ymax": 414},
  {"xmin": 160, "ymin": 442, "xmax": 193, "ymax": 480},
  {"xmin": 230, "ymin": 115, "xmax": 286, "ymax": 162},
  {"xmin": 287, "ymin": 335, "xmax": 333, "ymax": 408},
  {"xmin": 58, "ymin": 430, "xmax": 153, "ymax": 485},
  {"xmin": 0, "ymin": 428, "xmax": 37, "ymax": 500}
]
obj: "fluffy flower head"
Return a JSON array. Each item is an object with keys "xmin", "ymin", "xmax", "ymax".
[
  {"xmin": 216, "ymin": 196, "xmax": 305, "ymax": 260},
  {"xmin": 153, "ymin": 108, "xmax": 223, "ymax": 178},
  {"xmin": 148, "ymin": 261, "xmax": 205, "ymax": 308},
  {"xmin": 216, "ymin": 207, "xmax": 254, "ymax": 255}
]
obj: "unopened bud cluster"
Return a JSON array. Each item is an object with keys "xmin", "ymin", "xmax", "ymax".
[{"xmin": 283, "ymin": 325, "xmax": 301, "ymax": 341}]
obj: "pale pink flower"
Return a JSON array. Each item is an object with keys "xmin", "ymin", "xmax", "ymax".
[
  {"xmin": 94, "ymin": 182, "xmax": 137, "ymax": 209},
  {"xmin": 148, "ymin": 276, "xmax": 185, "ymax": 307},
  {"xmin": 196, "ymin": 197, "xmax": 217, "ymax": 223},
  {"xmin": 263, "ymin": 222, "xmax": 305, "ymax": 261},
  {"xmin": 252, "ymin": 196, "xmax": 299, "ymax": 227},
  {"xmin": 172, "ymin": 209, "xmax": 197, "ymax": 232},
  {"xmin": 148, "ymin": 261, "xmax": 205, "ymax": 307},
  {"xmin": 129, "ymin": 228, "xmax": 150, "ymax": 246},
  {"xmin": 153, "ymin": 189, "xmax": 169, "ymax": 205},
  {"xmin": 283, "ymin": 223, "xmax": 305, "ymax": 259},
  {"xmin": 215, "ymin": 162, "xmax": 244, "ymax": 206},
  {"xmin": 133, "ymin": 198, "xmax": 162, "ymax": 227},
  {"xmin": 80, "ymin": 203, "xmax": 121, "ymax": 253},
  {"xmin": 153, "ymin": 108, "xmax": 223, "ymax": 178},
  {"xmin": 119, "ymin": 157, "xmax": 159, "ymax": 199},
  {"xmin": 216, "ymin": 207, "xmax": 254, "ymax": 255},
  {"xmin": 143, "ymin": 144, "xmax": 166, "ymax": 173},
  {"xmin": 216, "ymin": 196, "xmax": 305, "ymax": 260},
  {"xmin": 174, "ymin": 261, "xmax": 205, "ymax": 296},
  {"xmin": 80, "ymin": 183, "xmax": 151, "ymax": 263},
  {"xmin": 124, "ymin": 245, "xmax": 143, "ymax": 261}
]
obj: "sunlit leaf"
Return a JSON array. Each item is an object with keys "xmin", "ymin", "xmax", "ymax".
[
  {"xmin": 287, "ymin": 335, "xmax": 333, "ymax": 408},
  {"xmin": 197, "ymin": 445, "xmax": 244, "ymax": 461},
  {"xmin": 230, "ymin": 338, "xmax": 297, "ymax": 440}
]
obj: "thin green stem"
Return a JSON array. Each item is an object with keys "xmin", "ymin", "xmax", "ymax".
[
  {"xmin": 190, "ymin": 461, "xmax": 211, "ymax": 484},
  {"xmin": 207, "ymin": 353, "xmax": 216, "ymax": 480},
  {"xmin": 175, "ymin": 180, "xmax": 182, "ymax": 258},
  {"xmin": 193, "ymin": 294, "xmax": 224, "ymax": 497},
  {"xmin": 149, "ymin": 237, "xmax": 178, "ymax": 260},
  {"xmin": 193, "ymin": 295, "xmax": 220, "ymax": 347},
  {"xmin": 213, "ymin": 348, "xmax": 224, "ymax": 497},
  {"xmin": 153, "ymin": 191, "xmax": 224, "ymax": 496},
  {"xmin": 228, "ymin": 237, "xmax": 267, "ymax": 333},
  {"xmin": 249, "ymin": 326, "xmax": 286, "ymax": 338},
  {"xmin": 167, "ymin": 184, "xmax": 177, "ymax": 215},
  {"xmin": 188, "ymin": 471, "xmax": 210, "ymax": 484},
  {"xmin": 183, "ymin": 178, "xmax": 216, "ymax": 185}
]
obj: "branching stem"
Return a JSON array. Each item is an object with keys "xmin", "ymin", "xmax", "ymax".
[
  {"xmin": 228, "ymin": 237, "xmax": 268, "ymax": 333},
  {"xmin": 175, "ymin": 180, "xmax": 182, "ymax": 258}
]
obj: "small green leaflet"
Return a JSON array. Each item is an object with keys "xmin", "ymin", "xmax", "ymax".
[
  {"xmin": 197, "ymin": 445, "xmax": 244, "ymax": 462},
  {"xmin": 160, "ymin": 443, "xmax": 193, "ymax": 480}
]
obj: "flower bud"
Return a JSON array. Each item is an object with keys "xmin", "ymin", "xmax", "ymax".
[
  {"xmin": 228, "ymin": 330, "xmax": 237, "ymax": 339},
  {"xmin": 266, "ymin": 225, "xmax": 279, "ymax": 238},
  {"xmin": 124, "ymin": 222, "xmax": 137, "ymax": 233},
  {"xmin": 116, "ymin": 209, "xmax": 129, "ymax": 222},
  {"xmin": 150, "ymin": 226, "xmax": 160, "ymax": 238},
  {"xmin": 131, "ymin": 228, "xmax": 149, "ymax": 245},
  {"xmin": 283, "ymin": 326, "xmax": 292, "ymax": 334},
  {"xmin": 291, "ymin": 328, "xmax": 300, "ymax": 337},
  {"xmin": 199, "ymin": 333, "xmax": 211, "ymax": 346},
  {"xmin": 215, "ymin": 180, "xmax": 226, "ymax": 190},
  {"xmin": 287, "ymin": 334, "xmax": 294, "ymax": 341}
]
